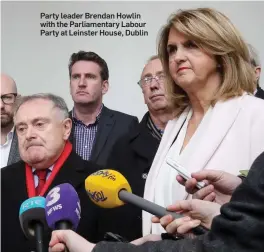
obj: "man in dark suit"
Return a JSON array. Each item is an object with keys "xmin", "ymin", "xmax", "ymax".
[
  {"xmin": 94, "ymin": 56, "xmax": 174, "ymax": 242},
  {"xmin": 248, "ymin": 44, "xmax": 264, "ymax": 99},
  {"xmin": 48, "ymin": 151, "xmax": 264, "ymax": 252},
  {"xmin": 255, "ymin": 84, "xmax": 264, "ymax": 99},
  {"xmin": 256, "ymin": 85, "xmax": 264, "ymax": 99},
  {"xmin": 0, "ymin": 73, "xmax": 21, "ymax": 168},
  {"xmin": 67, "ymin": 51, "xmax": 138, "ymax": 167},
  {"xmin": 1, "ymin": 93, "xmax": 101, "ymax": 252}
]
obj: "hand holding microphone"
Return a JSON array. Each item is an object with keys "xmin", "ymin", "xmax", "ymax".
[
  {"xmin": 45, "ymin": 183, "xmax": 81, "ymax": 252},
  {"xmin": 19, "ymin": 196, "xmax": 48, "ymax": 252},
  {"xmin": 152, "ymin": 199, "xmax": 221, "ymax": 236},
  {"xmin": 84, "ymin": 169, "xmax": 208, "ymax": 235},
  {"xmin": 49, "ymin": 230, "xmax": 95, "ymax": 252}
]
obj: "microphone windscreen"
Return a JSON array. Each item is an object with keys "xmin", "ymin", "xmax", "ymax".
[
  {"xmin": 19, "ymin": 196, "xmax": 47, "ymax": 239},
  {"xmin": 85, "ymin": 170, "xmax": 209, "ymax": 236},
  {"xmin": 45, "ymin": 183, "xmax": 81, "ymax": 230},
  {"xmin": 85, "ymin": 169, "xmax": 131, "ymax": 208}
]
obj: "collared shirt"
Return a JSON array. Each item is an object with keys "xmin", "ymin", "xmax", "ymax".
[
  {"xmin": 72, "ymin": 105, "xmax": 103, "ymax": 160},
  {"xmin": 32, "ymin": 165, "xmax": 54, "ymax": 187},
  {"xmin": 0, "ymin": 127, "xmax": 15, "ymax": 168},
  {"xmin": 146, "ymin": 113, "xmax": 163, "ymax": 141}
]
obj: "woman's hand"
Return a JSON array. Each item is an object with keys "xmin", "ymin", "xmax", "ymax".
[
  {"xmin": 152, "ymin": 199, "xmax": 221, "ymax": 235},
  {"xmin": 49, "ymin": 230, "xmax": 95, "ymax": 252},
  {"xmin": 177, "ymin": 169, "xmax": 242, "ymax": 205}
]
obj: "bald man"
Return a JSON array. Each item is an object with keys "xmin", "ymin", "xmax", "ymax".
[{"xmin": 1, "ymin": 74, "xmax": 21, "ymax": 168}]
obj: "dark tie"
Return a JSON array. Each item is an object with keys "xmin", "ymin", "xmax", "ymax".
[{"xmin": 35, "ymin": 169, "xmax": 48, "ymax": 195}]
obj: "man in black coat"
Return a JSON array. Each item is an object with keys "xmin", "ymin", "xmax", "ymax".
[
  {"xmin": 94, "ymin": 55, "xmax": 174, "ymax": 242},
  {"xmin": 67, "ymin": 51, "xmax": 138, "ymax": 167},
  {"xmin": 255, "ymin": 85, "xmax": 264, "ymax": 99},
  {"xmin": 1, "ymin": 93, "xmax": 101, "ymax": 252},
  {"xmin": 49, "ymin": 150, "xmax": 264, "ymax": 252}
]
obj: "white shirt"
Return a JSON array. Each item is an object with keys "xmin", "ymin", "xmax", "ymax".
[{"xmin": 0, "ymin": 128, "xmax": 14, "ymax": 168}]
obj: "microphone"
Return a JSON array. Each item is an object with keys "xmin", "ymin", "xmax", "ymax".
[
  {"xmin": 85, "ymin": 169, "xmax": 208, "ymax": 235},
  {"xmin": 19, "ymin": 196, "xmax": 48, "ymax": 252},
  {"xmin": 45, "ymin": 183, "xmax": 81, "ymax": 252},
  {"xmin": 45, "ymin": 183, "xmax": 81, "ymax": 230}
]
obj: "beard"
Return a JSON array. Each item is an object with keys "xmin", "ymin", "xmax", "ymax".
[{"xmin": 1, "ymin": 112, "xmax": 13, "ymax": 128}]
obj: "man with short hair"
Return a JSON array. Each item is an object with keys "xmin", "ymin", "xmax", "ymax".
[
  {"xmin": 247, "ymin": 44, "xmax": 264, "ymax": 99},
  {"xmin": 0, "ymin": 73, "xmax": 21, "ymax": 168},
  {"xmin": 1, "ymin": 93, "xmax": 101, "ymax": 252},
  {"xmin": 68, "ymin": 51, "xmax": 139, "ymax": 166},
  {"xmin": 95, "ymin": 56, "xmax": 175, "ymax": 242}
]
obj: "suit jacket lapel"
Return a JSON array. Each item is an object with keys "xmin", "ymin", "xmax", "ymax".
[
  {"xmin": 255, "ymin": 86, "xmax": 264, "ymax": 99},
  {"xmin": 130, "ymin": 113, "xmax": 159, "ymax": 171},
  {"xmin": 17, "ymin": 162, "xmax": 29, "ymax": 199},
  {"xmin": 68, "ymin": 111, "xmax": 76, "ymax": 150},
  {"xmin": 7, "ymin": 130, "xmax": 21, "ymax": 165},
  {"xmin": 186, "ymin": 95, "xmax": 244, "ymax": 174},
  {"xmin": 3, "ymin": 161, "xmax": 29, "ymax": 202},
  {"xmin": 43, "ymin": 152, "xmax": 88, "ymax": 197},
  {"xmin": 90, "ymin": 107, "xmax": 115, "ymax": 162}
]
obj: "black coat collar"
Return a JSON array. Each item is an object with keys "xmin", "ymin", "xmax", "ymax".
[
  {"xmin": 255, "ymin": 86, "xmax": 264, "ymax": 100},
  {"xmin": 129, "ymin": 112, "xmax": 160, "ymax": 168}
]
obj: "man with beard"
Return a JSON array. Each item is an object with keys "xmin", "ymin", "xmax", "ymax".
[{"xmin": 1, "ymin": 73, "xmax": 21, "ymax": 168}]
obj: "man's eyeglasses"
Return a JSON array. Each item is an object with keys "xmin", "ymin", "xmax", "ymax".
[
  {"xmin": 137, "ymin": 74, "xmax": 165, "ymax": 87},
  {"xmin": 1, "ymin": 93, "xmax": 17, "ymax": 105}
]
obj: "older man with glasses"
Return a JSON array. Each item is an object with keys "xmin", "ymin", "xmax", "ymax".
[
  {"xmin": 1, "ymin": 73, "xmax": 21, "ymax": 168},
  {"xmin": 93, "ymin": 55, "xmax": 175, "ymax": 242}
]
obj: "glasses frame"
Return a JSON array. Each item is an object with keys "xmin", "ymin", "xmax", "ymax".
[
  {"xmin": 137, "ymin": 74, "xmax": 165, "ymax": 87},
  {"xmin": 1, "ymin": 93, "xmax": 18, "ymax": 105}
]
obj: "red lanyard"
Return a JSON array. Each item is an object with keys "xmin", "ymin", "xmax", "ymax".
[{"xmin": 25, "ymin": 141, "xmax": 73, "ymax": 198}]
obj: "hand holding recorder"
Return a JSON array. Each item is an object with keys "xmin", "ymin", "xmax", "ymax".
[
  {"xmin": 166, "ymin": 158, "xmax": 206, "ymax": 190},
  {"xmin": 167, "ymin": 158, "xmax": 242, "ymax": 205}
]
